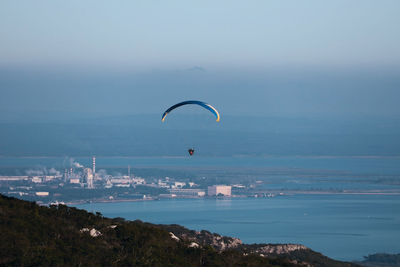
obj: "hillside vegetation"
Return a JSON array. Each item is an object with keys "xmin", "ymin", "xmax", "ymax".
[{"xmin": 0, "ymin": 195, "xmax": 357, "ymax": 266}]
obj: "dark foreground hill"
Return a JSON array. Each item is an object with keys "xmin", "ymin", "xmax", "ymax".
[{"xmin": 0, "ymin": 195, "xmax": 357, "ymax": 266}]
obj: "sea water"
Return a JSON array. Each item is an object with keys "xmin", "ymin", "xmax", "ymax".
[{"xmin": 77, "ymin": 194, "xmax": 400, "ymax": 261}]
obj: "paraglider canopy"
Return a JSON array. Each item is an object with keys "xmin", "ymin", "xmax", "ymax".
[
  {"xmin": 162, "ymin": 100, "xmax": 219, "ymax": 156},
  {"xmin": 188, "ymin": 148, "xmax": 195, "ymax": 156},
  {"xmin": 161, "ymin": 100, "xmax": 220, "ymax": 122}
]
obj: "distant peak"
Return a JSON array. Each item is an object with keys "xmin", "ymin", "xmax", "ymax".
[{"xmin": 186, "ymin": 66, "xmax": 206, "ymax": 72}]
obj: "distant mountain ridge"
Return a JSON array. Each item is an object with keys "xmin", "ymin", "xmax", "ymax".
[{"xmin": 0, "ymin": 194, "xmax": 357, "ymax": 266}]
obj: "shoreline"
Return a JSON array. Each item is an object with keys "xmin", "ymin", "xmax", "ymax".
[
  {"xmin": 65, "ymin": 197, "xmax": 155, "ymax": 205},
  {"xmin": 66, "ymin": 190, "xmax": 400, "ymax": 206}
]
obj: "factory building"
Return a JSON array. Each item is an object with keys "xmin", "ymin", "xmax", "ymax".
[
  {"xmin": 0, "ymin": 176, "xmax": 29, "ymax": 181},
  {"xmin": 207, "ymin": 185, "xmax": 232, "ymax": 196},
  {"xmin": 31, "ymin": 177, "xmax": 42, "ymax": 183},
  {"xmin": 84, "ymin": 168, "xmax": 94, "ymax": 189},
  {"xmin": 169, "ymin": 189, "xmax": 206, "ymax": 197},
  {"xmin": 35, "ymin": 192, "xmax": 49, "ymax": 197},
  {"xmin": 70, "ymin": 178, "xmax": 80, "ymax": 184}
]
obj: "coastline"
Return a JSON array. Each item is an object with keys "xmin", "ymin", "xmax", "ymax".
[{"xmin": 66, "ymin": 190, "xmax": 400, "ymax": 206}]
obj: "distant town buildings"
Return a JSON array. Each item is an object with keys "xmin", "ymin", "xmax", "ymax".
[
  {"xmin": 207, "ymin": 185, "xmax": 232, "ymax": 196},
  {"xmin": 172, "ymin": 182, "xmax": 186, "ymax": 189}
]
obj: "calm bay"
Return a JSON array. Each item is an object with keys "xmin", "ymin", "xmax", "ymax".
[{"xmin": 76, "ymin": 194, "xmax": 400, "ymax": 261}]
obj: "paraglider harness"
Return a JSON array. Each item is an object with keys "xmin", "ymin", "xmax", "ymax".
[{"xmin": 188, "ymin": 148, "xmax": 195, "ymax": 156}]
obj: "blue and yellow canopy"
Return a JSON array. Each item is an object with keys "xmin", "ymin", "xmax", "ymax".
[{"xmin": 161, "ymin": 100, "xmax": 220, "ymax": 122}]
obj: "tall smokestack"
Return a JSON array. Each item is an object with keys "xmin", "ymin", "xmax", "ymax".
[
  {"xmin": 128, "ymin": 165, "xmax": 130, "ymax": 178},
  {"xmin": 92, "ymin": 156, "xmax": 96, "ymax": 176}
]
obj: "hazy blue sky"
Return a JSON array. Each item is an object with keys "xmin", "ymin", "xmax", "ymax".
[
  {"xmin": 0, "ymin": 1, "xmax": 399, "ymax": 119},
  {"xmin": 1, "ymin": 0, "xmax": 399, "ymax": 68}
]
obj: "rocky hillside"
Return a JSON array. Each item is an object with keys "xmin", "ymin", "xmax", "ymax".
[
  {"xmin": 161, "ymin": 224, "xmax": 357, "ymax": 267},
  {"xmin": 0, "ymin": 194, "xmax": 358, "ymax": 266}
]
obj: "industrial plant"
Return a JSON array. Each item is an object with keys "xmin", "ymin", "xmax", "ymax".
[{"xmin": 0, "ymin": 157, "xmax": 251, "ymax": 204}]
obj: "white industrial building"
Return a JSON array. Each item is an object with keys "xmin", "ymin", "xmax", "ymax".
[
  {"xmin": 207, "ymin": 185, "xmax": 232, "ymax": 196},
  {"xmin": 169, "ymin": 189, "xmax": 206, "ymax": 197},
  {"xmin": 0, "ymin": 176, "xmax": 29, "ymax": 181},
  {"xmin": 70, "ymin": 178, "xmax": 80, "ymax": 184},
  {"xmin": 35, "ymin": 192, "xmax": 49, "ymax": 197}
]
